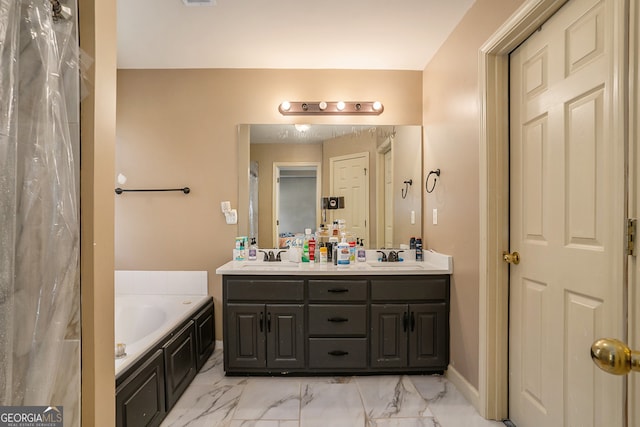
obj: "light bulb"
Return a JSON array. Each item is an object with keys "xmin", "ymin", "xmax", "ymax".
[
  {"xmin": 373, "ymin": 101, "xmax": 382, "ymax": 111},
  {"xmin": 336, "ymin": 101, "xmax": 346, "ymax": 111},
  {"xmin": 280, "ymin": 101, "xmax": 291, "ymax": 111},
  {"xmin": 318, "ymin": 101, "xmax": 327, "ymax": 110}
]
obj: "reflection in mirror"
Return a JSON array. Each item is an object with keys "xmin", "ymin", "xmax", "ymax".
[{"xmin": 238, "ymin": 124, "xmax": 422, "ymax": 249}]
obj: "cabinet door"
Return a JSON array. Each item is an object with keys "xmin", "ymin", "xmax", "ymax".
[
  {"xmin": 164, "ymin": 320, "xmax": 197, "ymax": 410},
  {"xmin": 195, "ymin": 301, "xmax": 215, "ymax": 371},
  {"xmin": 116, "ymin": 349, "xmax": 166, "ymax": 427},
  {"xmin": 408, "ymin": 303, "xmax": 448, "ymax": 368},
  {"xmin": 226, "ymin": 304, "xmax": 266, "ymax": 369},
  {"xmin": 370, "ymin": 304, "xmax": 408, "ymax": 368},
  {"xmin": 266, "ymin": 304, "xmax": 305, "ymax": 369}
]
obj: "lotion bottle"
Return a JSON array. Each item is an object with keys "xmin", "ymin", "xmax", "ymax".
[{"xmin": 337, "ymin": 234, "xmax": 351, "ymax": 267}]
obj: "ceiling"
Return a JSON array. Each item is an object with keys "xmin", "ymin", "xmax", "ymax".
[{"xmin": 117, "ymin": 0, "xmax": 475, "ymax": 70}]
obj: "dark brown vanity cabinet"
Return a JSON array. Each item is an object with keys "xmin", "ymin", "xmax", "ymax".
[
  {"xmin": 371, "ymin": 277, "xmax": 449, "ymax": 370},
  {"xmin": 307, "ymin": 279, "xmax": 368, "ymax": 370},
  {"xmin": 224, "ymin": 278, "xmax": 305, "ymax": 371},
  {"xmin": 222, "ymin": 274, "xmax": 449, "ymax": 375},
  {"xmin": 226, "ymin": 303, "xmax": 305, "ymax": 369}
]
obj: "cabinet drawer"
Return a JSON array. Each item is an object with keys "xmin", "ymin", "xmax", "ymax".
[
  {"xmin": 308, "ymin": 305, "xmax": 367, "ymax": 336},
  {"xmin": 225, "ymin": 278, "xmax": 304, "ymax": 301},
  {"xmin": 371, "ymin": 277, "xmax": 449, "ymax": 301},
  {"xmin": 309, "ymin": 338, "xmax": 368, "ymax": 369},
  {"xmin": 308, "ymin": 280, "xmax": 367, "ymax": 301}
]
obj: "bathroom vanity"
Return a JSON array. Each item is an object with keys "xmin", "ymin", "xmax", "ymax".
[{"xmin": 216, "ymin": 251, "xmax": 452, "ymax": 375}]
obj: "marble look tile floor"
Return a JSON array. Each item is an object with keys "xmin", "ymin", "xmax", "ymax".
[{"xmin": 161, "ymin": 349, "xmax": 505, "ymax": 427}]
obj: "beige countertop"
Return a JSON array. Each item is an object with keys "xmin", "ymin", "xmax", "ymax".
[{"xmin": 216, "ymin": 250, "xmax": 452, "ymax": 276}]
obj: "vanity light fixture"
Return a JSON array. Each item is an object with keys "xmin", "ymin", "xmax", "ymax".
[
  {"xmin": 278, "ymin": 101, "xmax": 384, "ymax": 115},
  {"xmin": 280, "ymin": 101, "xmax": 291, "ymax": 112}
]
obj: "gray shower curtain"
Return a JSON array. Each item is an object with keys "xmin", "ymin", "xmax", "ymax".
[{"xmin": 0, "ymin": 0, "xmax": 80, "ymax": 411}]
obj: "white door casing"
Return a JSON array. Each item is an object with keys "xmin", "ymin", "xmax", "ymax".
[
  {"xmin": 384, "ymin": 149, "xmax": 394, "ymax": 248},
  {"xmin": 478, "ymin": 0, "xmax": 628, "ymax": 420},
  {"xmin": 508, "ymin": 0, "xmax": 626, "ymax": 425}
]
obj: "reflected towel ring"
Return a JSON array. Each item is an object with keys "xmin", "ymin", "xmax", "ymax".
[
  {"xmin": 401, "ymin": 179, "xmax": 413, "ymax": 199},
  {"xmin": 426, "ymin": 169, "xmax": 440, "ymax": 193}
]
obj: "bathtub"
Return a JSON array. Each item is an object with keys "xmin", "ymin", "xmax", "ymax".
[{"xmin": 114, "ymin": 293, "xmax": 211, "ymax": 377}]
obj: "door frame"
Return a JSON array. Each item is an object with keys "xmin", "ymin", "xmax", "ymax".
[
  {"xmin": 272, "ymin": 162, "xmax": 321, "ymax": 246},
  {"xmin": 480, "ymin": 0, "xmax": 629, "ymax": 420},
  {"xmin": 480, "ymin": 0, "xmax": 575, "ymax": 420}
]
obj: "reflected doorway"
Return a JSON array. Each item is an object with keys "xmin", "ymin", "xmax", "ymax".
[{"xmin": 273, "ymin": 163, "xmax": 321, "ymax": 248}]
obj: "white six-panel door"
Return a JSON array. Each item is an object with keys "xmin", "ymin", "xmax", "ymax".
[
  {"xmin": 330, "ymin": 153, "xmax": 370, "ymax": 242},
  {"xmin": 509, "ymin": 0, "xmax": 626, "ymax": 425}
]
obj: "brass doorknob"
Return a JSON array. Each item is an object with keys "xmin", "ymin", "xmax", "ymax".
[
  {"xmin": 503, "ymin": 251, "xmax": 520, "ymax": 265},
  {"xmin": 591, "ymin": 338, "xmax": 640, "ymax": 375}
]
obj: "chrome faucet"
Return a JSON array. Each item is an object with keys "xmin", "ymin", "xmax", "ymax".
[
  {"xmin": 377, "ymin": 250, "xmax": 405, "ymax": 262},
  {"xmin": 259, "ymin": 250, "xmax": 287, "ymax": 262}
]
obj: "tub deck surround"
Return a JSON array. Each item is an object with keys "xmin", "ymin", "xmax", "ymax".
[
  {"xmin": 114, "ymin": 270, "xmax": 216, "ymax": 427},
  {"xmin": 115, "ymin": 293, "xmax": 211, "ymax": 376},
  {"xmin": 114, "ymin": 270, "xmax": 209, "ymax": 377},
  {"xmin": 215, "ymin": 250, "xmax": 452, "ymax": 276}
]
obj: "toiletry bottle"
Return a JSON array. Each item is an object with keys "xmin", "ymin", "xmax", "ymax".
[
  {"xmin": 337, "ymin": 234, "xmax": 351, "ymax": 267},
  {"xmin": 357, "ymin": 239, "xmax": 366, "ymax": 262},
  {"xmin": 415, "ymin": 237, "xmax": 423, "ymax": 261},
  {"xmin": 319, "ymin": 246, "xmax": 328, "ymax": 264},
  {"xmin": 329, "ymin": 236, "xmax": 339, "ymax": 264},
  {"xmin": 308, "ymin": 231, "xmax": 316, "ymax": 262},
  {"xmin": 348, "ymin": 233, "xmax": 356, "ymax": 263},
  {"xmin": 248, "ymin": 237, "xmax": 258, "ymax": 261},
  {"xmin": 302, "ymin": 228, "xmax": 311, "ymax": 263},
  {"xmin": 235, "ymin": 236, "xmax": 246, "ymax": 261}
]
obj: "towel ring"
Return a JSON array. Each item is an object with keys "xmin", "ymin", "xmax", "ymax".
[{"xmin": 426, "ymin": 169, "xmax": 440, "ymax": 193}]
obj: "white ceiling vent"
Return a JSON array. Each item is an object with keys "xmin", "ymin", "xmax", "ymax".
[{"xmin": 182, "ymin": 0, "xmax": 216, "ymax": 6}]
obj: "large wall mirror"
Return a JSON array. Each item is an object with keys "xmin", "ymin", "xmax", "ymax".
[{"xmin": 237, "ymin": 124, "xmax": 422, "ymax": 249}]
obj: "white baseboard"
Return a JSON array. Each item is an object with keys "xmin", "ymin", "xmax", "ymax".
[
  {"xmin": 446, "ymin": 365, "xmax": 482, "ymax": 413},
  {"xmin": 215, "ymin": 340, "xmax": 223, "ymax": 350}
]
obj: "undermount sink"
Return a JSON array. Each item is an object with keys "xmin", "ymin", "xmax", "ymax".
[
  {"xmin": 367, "ymin": 263, "xmax": 424, "ymax": 270},
  {"xmin": 239, "ymin": 263, "xmax": 299, "ymax": 271}
]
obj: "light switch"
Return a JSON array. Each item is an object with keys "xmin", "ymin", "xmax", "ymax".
[
  {"xmin": 411, "ymin": 210, "xmax": 416, "ymax": 224},
  {"xmin": 433, "ymin": 208, "xmax": 438, "ymax": 225}
]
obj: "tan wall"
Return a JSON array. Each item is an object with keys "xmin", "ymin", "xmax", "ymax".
[
  {"xmin": 250, "ymin": 142, "xmax": 323, "ymax": 247},
  {"xmin": 79, "ymin": 0, "xmax": 117, "ymax": 425},
  {"xmin": 116, "ymin": 69, "xmax": 422, "ymax": 340},
  {"xmin": 422, "ymin": 0, "xmax": 526, "ymax": 390},
  {"xmin": 392, "ymin": 126, "xmax": 422, "ymax": 246}
]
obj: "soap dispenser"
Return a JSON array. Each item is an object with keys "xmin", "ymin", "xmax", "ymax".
[
  {"xmin": 337, "ymin": 234, "xmax": 350, "ymax": 267},
  {"xmin": 248, "ymin": 237, "xmax": 258, "ymax": 261},
  {"xmin": 357, "ymin": 239, "xmax": 366, "ymax": 262}
]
